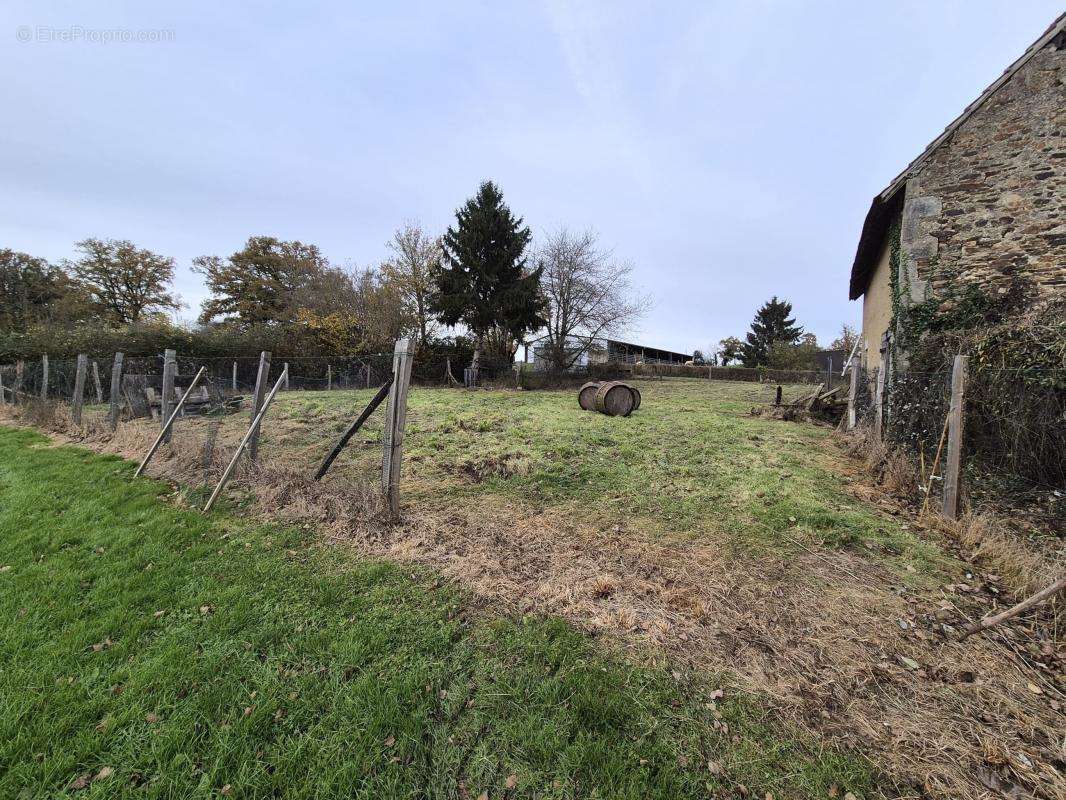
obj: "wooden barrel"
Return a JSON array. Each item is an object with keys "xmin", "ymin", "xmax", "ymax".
[
  {"xmin": 595, "ymin": 381, "xmax": 635, "ymax": 417},
  {"xmin": 629, "ymin": 385, "xmax": 641, "ymax": 411},
  {"xmin": 577, "ymin": 381, "xmax": 601, "ymax": 411}
]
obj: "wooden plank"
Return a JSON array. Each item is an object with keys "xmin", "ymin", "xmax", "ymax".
[
  {"xmin": 873, "ymin": 365, "xmax": 885, "ymax": 440},
  {"xmin": 847, "ymin": 361, "xmax": 859, "ymax": 430},
  {"xmin": 313, "ymin": 377, "xmax": 393, "ymax": 481},
  {"xmin": 91, "ymin": 360, "xmax": 104, "ymax": 404},
  {"xmin": 381, "ymin": 338, "xmax": 414, "ymax": 521},
  {"xmin": 71, "ymin": 354, "xmax": 88, "ymax": 424},
  {"xmin": 942, "ymin": 354, "xmax": 968, "ymax": 520},
  {"xmin": 108, "ymin": 353, "xmax": 124, "ymax": 430},
  {"xmin": 40, "ymin": 354, "xmax": 49, "ymax": 399},
  {"xmin": 134, "ymin": 367, "xmax": 207, "ymax": 477},
  {"xmin": 248, "ymin": 351, "xmax": 271, "ymax": 461},
  {"xmin": 160, "ymin": 349, "xmax": 177, "ymax": 443},
  {"xmin": 203, "ymin": 366, "xmax": 287, "ymax": 513}
]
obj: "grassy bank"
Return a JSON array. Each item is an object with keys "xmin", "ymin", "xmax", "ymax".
[{"xmin": 0, "ymin": 426, "xmax": 878, "ymax": 799}]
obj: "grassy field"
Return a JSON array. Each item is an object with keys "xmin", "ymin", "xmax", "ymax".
[
  {"xmin": 257, "ymin": 379, "xmax": 941, "ymax": 571},
  {"xmin": 0, "ymin": 425, "xmax": 879, "ymax": 799}
]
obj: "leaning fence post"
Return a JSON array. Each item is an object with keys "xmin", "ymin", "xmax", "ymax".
[
  {"xmin": 161, "ymin": 349, "xmax": 177, "ymax": 443},
  {"xmin": 381, "ymin": 338, "xmax": 414, "ymax": 521},
  {"xmin": 249, "ymin": 351, "xmax": 271, "ymax": 462},
  {"xmin": 942, "ymin": 355, "xmax": 968, "ymax": 520},
  {"xmin": 135, "ymin": 367, "xmax": 207, "ymax": 477},
  {"xmin": 203, "ymin": 365, "xmax": 287, "ymax": 513},
  {"xmin": 108, "ymin": 353, "xmax": 124, "ymax": 430},
  {"xmin": 72, "ymin": 354, "xmax": 88, "ymax": 425},
  {"xmin": 40, "ymin": 354, "xmax": 49, "ymax": 399},
  {"xmin": 847, "ymin": 361, "xmax": 859, "ymax": 431},
  {"xmin": 91, "ymin": 360, "xmax": 104, "ymax": 404}
]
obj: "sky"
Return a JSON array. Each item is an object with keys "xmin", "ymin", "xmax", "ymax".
[{"xmin": 2, "ymin": 0, "xmax": 1062, "ymax": 355}]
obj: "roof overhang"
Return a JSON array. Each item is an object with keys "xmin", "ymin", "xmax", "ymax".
[{"xmin": 847, "ymin": 12, "xmax": 1066, "ymax": 301}]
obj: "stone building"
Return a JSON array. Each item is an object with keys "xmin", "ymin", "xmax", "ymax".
[{"xmin": 849, "ymin": 13, "xmax": 1065, "ymax": 372}]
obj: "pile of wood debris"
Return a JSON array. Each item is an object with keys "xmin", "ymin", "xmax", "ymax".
[{"xmin": 751, "ymin": 383, "xmax": 846, "ymax": 425}]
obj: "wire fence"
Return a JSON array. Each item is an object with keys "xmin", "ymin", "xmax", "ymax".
[{"xmin": 848, "ymin": 357, "xmax": 1065, "ymax": 523}]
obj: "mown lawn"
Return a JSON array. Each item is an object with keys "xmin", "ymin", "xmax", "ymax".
[{"xmin": 0, "ymin": 426, "xmax": 879, "ymax": 799}]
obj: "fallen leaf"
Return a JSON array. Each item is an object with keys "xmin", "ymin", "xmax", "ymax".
[
  {"xmin": 94, "ymin": 766, "xmax": 114, "ymax": 781},
  {"xmin": 0, "ymin": 565, "xmax": 11, "ymax": 572},
  {"xmin": 153, "ymin": 610, "xmax": 166, "ymax": 618},
  {"xmin": 384, "ymin": 735, "xmax": 395, "ymax": 747},
  {"xmin": 844, "ymin": 793, "xmax": 858, "ymax": 800},
  {"xmin": 897, "ymin": 656, "xmax": 920, "ymax": 671},
  {"xmin": 243, "ymin": 706, "xmax": 254, "ymax": 717},
  {"xmin": 707, "ymin": 760, "xmax": 721, "ymax": 774},
  {"xmin": 221, "ymin": 785, "xmax": 232, "ymax": 796},
  {"xmin": 708, "ymin": 689, "xmax": 724, "ymax": 700},
  {"xmin": 828, "ymin": 784, "xmax": 838, "ymax": 797},
  {"xmin": 199, "ymin": 605, "xmax": 213, "ymax": 615},
  {"xmin": 145, "ymin": 713, "xmax": 159, "ymax": 724},
  {"xmin": 477, "ymin": 793, "xmax": 488, "ymax": 800},
  {"xmin": 1027, "ymin": 682, "xmax": 1043, "ymax": 695},
  {"xmin": 506, "ymin": 773, "xmax": 517, "ymax": 789},
  {"xmin": 69, "ymin": 773, "xmax": 91, "ymax": 790}
]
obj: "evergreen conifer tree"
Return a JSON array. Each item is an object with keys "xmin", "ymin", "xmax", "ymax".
[
  {"xmin": 740, "ymin": 296, "xmax": 803, "ymax": 367},
  {"xmin": 432, "ymin": 181, "xmax": 547, "ymax": 374}
]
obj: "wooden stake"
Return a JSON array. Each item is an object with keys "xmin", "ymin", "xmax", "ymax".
[
  {"xmin": 872, "ymin": 365, "xmax": 885, "ymax": 440},
  {"xmin": 204, "ymin": 366, "xmax": 287, "ymax": 513},
  {"xmin": 942, "ymin": 354, "xmax": 968, "ymax": 520},
  {"xmin": 381, "ymin": 338, "xmax": 414, "ymax": 521},
  {"xmin": 249, "ymin": 351, "xmax": 271, "ymax": 461},
  {"xmin": 134, "ymin": 367, "xmax": 207, "ymax": 477},
  {"xmin": 40, "ymin": 354, "xmax": 49, "ymax": 399},
  {"xmin": 91, "ymin": 360, "xmax": 104, "ymax": 404},
  {"xmin": 314, "ymin": 377, "xmax": 393, "ymax": 481},
  {"xmin": 108, "ymin": 353, "xmax": 124, "ymax": 430},
  {"xmin": 960, "ymin": 577, "xmax": 1065, "ymax": 639},
  {"xmin": 161, "ymin": 349, "xmax": 177, "ymax": 443},
  {"xmin": 72, "ymin": 354, "xmax": 88, "ymax": 425},
  {"xmin": 846, "ymin": 362, "xmax": 859, "ymax": 430}
]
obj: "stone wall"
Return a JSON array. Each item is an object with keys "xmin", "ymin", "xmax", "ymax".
[{"xmin": 900, "ymin": 33, "xmax": 1065, "ymax": 303}]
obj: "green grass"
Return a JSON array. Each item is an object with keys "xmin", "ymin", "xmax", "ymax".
[
  {"xmin": 0, "ymin": 426, "xmax": 879, "ymax": 799},
  {"xmin": 266, "ymin": 379, "xmax": 944, "ymax": 573}
]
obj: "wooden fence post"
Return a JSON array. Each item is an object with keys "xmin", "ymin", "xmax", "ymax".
[
  {"xmin": 847, "ymin": 361, "xmax": 859, "ymax": 431},
  {"xmin": 14, "ymin": 360, "xmax": 24, "ymax": 404},
  {"xmin": 91, "ymin": 360, "xmax": 104, "ymax": 404},
  {"xmin": 0, "ymin": 366, "xmax": 5, "ymax": 404},
  {"xmin": 232, "ymin": 360, "xmax": 238, "ymax": 393},
  {"xmin": 72, "ymin": 354, "xmax": 88, "ymax": 425},
  {"xmin": 135, "ymin": 367, "xmax": 207, "ymax": 477},
  {"xmin": 942, "ymin": 355, "xmax": 968, "ymax": 520},
  {"xmin": 40, "ymin": 354, "xmax": 49, "ymax": 399},
  {"xmin": 203, "ymin": 366, "xmax": 287, "ymax": 513},
  {"xmin": 873, "ymin": 365, "xmax": 885, "ymax": 441},
  {"xmin": 161, "ymin": 349, "xmax": 177, "ymax": 443},
  {"xmin": 249, "ymin": 351, "xmax": 271, "ymax": 462},
  {"xmin": 381, "ymin": 338, "xmax": 414, "ymax": 521},
  {"xmin": 108, "ymin": 353, "xmax": 124, "ymax": 430},
  {"xmin": 283, "ymin": 363, "xmax": 290, "ymax": 390},
  {"xmin": 327, "ymin": 364, "xmax": 332, "ymax": 390}
]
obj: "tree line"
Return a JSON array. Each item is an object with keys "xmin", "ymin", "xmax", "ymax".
[
  {"xmin": 0, "ymin": 181, "xmax": 647, "ymax": 368},
  {"xmin": 692, "ymin": 298, "xmax": 856, "ymax": 370}
]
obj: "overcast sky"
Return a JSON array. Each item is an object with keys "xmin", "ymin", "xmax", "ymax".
[{"xmin": 2, "ymin": 1, "xmax": 1061, "ymax": 354}]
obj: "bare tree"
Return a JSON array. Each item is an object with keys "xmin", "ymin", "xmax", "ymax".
[
  {"xmin": 536, "ymin": 228, "xmax": 650, "ymax": 372},
  {"xmin": 381, "ymin": 222, "xmax": 441, "ymax": 346}
]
